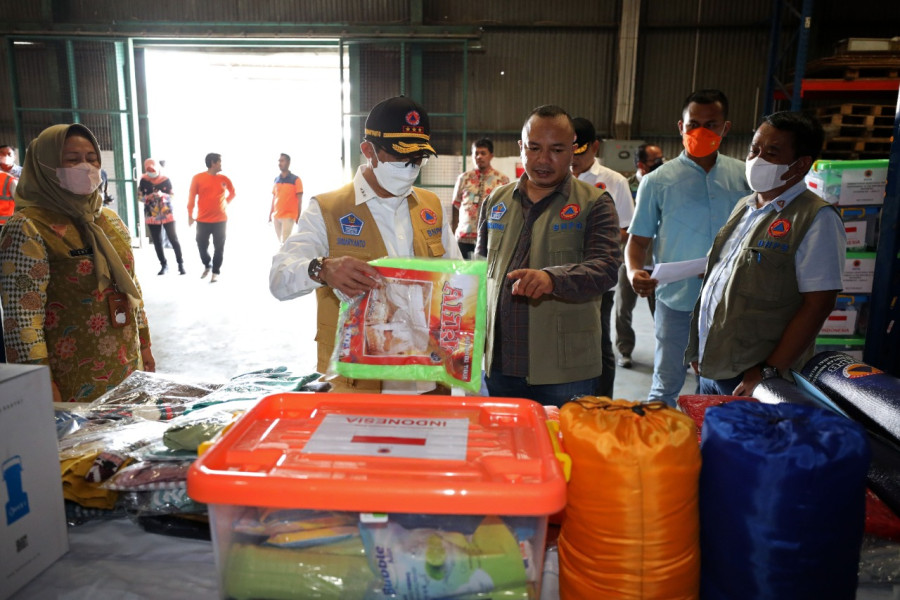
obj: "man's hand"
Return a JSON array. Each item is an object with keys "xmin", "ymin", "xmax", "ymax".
[
  {"xmin": 629, "ymin": 269, "xmax": 658, "ymax": 298},
  {"xmin": 321, "ymin": 256, "xmax": 381, "ymax": 297},
  {"xmin": 732, "ymin": 366, "xmax": 762, "ymax": 396},
  {"xmin": 188, "ymin": 216, "xmax": 195, "ymax": 227},
  {"xmin": 141, "ymin": 347, "xmax": 156, "ymax": 373},
  {"xmin": 507, "ymin": 269, "xmax": 553, "ymax": 299}
]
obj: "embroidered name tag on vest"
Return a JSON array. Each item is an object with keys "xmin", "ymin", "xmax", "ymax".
[{"xmin": 69, "ymin": 246, "xmax": 93, "ymax": 257}]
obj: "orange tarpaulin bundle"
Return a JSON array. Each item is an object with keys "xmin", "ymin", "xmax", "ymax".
[{"xmin": 558, "ymin": 397, "xmax": 701, "ymax": 600}]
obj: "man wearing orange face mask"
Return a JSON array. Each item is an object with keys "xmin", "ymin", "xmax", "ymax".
[{"xmin": 625, "ymin": 89, "xmax": 751, "ymax": 406}]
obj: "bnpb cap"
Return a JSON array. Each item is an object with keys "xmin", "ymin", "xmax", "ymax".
[
  {"xmin": 572, "ymin": 117, "xmax": 597, "ymax": 155},
  {"xmin": 365, "ymin": 96, "xmax": 437, "ymax": 157}
]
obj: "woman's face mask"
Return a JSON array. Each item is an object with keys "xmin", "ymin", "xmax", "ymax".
[{"xmin": 57, "ymin": 162, "xmax": 103, "ymax": 195}]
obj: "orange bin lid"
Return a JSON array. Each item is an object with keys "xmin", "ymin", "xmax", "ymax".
[{"xmin": 188, "ymin": 393, "xmax": 567, "ymax": 516}]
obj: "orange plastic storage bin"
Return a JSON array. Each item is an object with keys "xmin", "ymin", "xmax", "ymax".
[{"xmin": 188, "ymin": 393, "xmax": 566, "ymax": 599}]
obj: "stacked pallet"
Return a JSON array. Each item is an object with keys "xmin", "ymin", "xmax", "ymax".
[
  {"xmin": 801, "ymin": 53, "xmax": 899, "ymax": 160},
  {"xmin": 816, "ymin": 103, "xmax": 896, "ymax": 160}
]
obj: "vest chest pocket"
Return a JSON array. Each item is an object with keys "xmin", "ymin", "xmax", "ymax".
[
  {"xmin": 548, "ymin": 235, "xmax": 584, "ymax": 267},
  {"xmin": 736, "ymin": 246, "xmax": 794, "ymax": 302},
  {"xmin": 425, "ymin": 239, "xmax": 445, "ymax": 257}
]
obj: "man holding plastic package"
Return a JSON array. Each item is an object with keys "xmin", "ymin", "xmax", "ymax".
[
  {"xmin": 686, "ymin": 111, "xmax": 845, "ymax": 396},
  {"xmin": 626, "ymin": 89, "xmax": 750, "ymax": 406},
  {"xmin": 269, "ymin": 96, "xmax": 461, "ymax": 394},
  {"xmin": 475, "ymin": 105, "xmax": 622, "ymax": 406}
]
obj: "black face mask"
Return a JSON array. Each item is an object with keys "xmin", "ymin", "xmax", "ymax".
[{"xmin": 647, "ymin": 158, "xmax": 664, "ymax": 173}]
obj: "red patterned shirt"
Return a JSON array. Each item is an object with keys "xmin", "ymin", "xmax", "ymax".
[{"xmin": 451, "ymin": 166, "xmax": 509, "ymax": 242}]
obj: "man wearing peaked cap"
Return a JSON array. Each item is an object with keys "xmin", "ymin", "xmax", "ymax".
[
  {"xmin": 270, "ymin": 96, "xmax": 461, "ymax": 394},
  {"xmin": 570, "ymin": 117, "xmax": 634, "ymax": 397}
]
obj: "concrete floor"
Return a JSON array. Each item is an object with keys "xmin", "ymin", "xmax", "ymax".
[
  {"xmin": 135, "ymin": 225, "xmax": 900, "ymax": 597},
  {"xmin": 137, "ymin": 218, "xmax": 697, "ymax": 400}
]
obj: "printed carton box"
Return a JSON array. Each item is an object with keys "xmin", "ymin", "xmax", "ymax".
[{"xmin": 0, "ymin": 365, "xmax": 68, "ymax": 600}]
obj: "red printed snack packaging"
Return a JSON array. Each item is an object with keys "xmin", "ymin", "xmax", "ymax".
[{"xmin": 330, "ymin": 258, "xmax": 487, "ymax": 392}]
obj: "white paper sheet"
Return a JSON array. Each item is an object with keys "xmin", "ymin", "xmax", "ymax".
[{"xmin": 649, "ymin": 257, "xmax": 707, "ymax": 285}]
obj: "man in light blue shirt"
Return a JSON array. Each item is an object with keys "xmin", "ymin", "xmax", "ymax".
[
  {"xmin": 687, "ymin": 111, "xmax": 845, "ymax": 396},
  {"xmin": 626, "ymin": 89, "xmax": 750, "ymax": 406}
]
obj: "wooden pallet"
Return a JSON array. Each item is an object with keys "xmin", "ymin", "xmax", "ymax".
[
  {"xmin": 817, "ymin": 104, "xmax": 897, "ymax": 118},
  {"xmin": 822, "ymin": 137, "xmax": 893, "ymax": 154},
  {"xmin": 820, "ymin": 150, "xmax": 891, "ymax": 160},
  {"xmin": 805, "ymin": 55, "xmax": 900, "ymax": 80},
  {"xmin": 818, "ymin": 112, "xmax": 895, "ymax": 139}
]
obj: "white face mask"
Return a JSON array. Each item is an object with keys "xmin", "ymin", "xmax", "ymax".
[
  {"xmin": 745, "ymin": 155, "xmax": 796, "ymax": 193},
  {"xmin": 57, "ymin": 162, "xmax": 103, "ymax": 195},
  {"xmin": 371, "ymin": 157, "xmax": 423, "ymax": 198},
  {"xmin": 146, "ymin": 169, "xmax": 158, "ymax": 178}
]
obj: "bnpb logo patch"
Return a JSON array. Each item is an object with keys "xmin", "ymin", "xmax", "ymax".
[
  {"xmin": 560, "ymin": 204, "xmax": 580, "ymax": 220},
  {"xmin": 339, "ymin": 213, "xmax": 364, "ymax": 236},
  {"xmin": 490, "ymin": 202, "xmax": 507, "ymax": 220},
  {"xmin": 768, "ymin": 219, "xmax": 791, "ymax": 238},
  {"xmin": 843, "ymin": 363, "xmax": 883, "ymax": 379},
  {"xmin": 595, "ymin": 182, "xmax": 607, "ymax": 190},
  {"xmin": 420, "ymin": 208, "xmax": 437, "ymax": 225},
  {"xmin": 405, "ymin": 110, "xmax": 421, "ymax": 126}
]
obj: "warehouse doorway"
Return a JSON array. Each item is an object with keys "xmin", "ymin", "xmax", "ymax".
[{"xmin": 140, "ymin": 46, "xmax": 345, "ymax": 244}]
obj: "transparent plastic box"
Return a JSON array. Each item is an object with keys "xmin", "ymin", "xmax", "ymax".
[
  {"xmin": 188, "ymin": 393, "xmax": 567, "ymax": 600},
  {"xmin": 805, "ymin": 159, "xmax": 888, "ymax": 206}
]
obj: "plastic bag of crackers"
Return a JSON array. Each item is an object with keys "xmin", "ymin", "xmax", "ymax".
[{"xmin": 331, "ymin": 257, "xmax": 487, "ymax": 393}]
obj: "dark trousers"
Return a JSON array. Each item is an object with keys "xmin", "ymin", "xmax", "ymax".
[
  {"xmin": 196, "ymin": 221, "xmax": 227, "ymax": 274},
  {"xmin": 597, "ymin": 289, "xmax": 616, "ymax": 397},
  {"xmin": 457, "ymin": 241, "xmax": 475, "ymax": 259},
  {"xmin": 615, "ymin": 262, "xmax": 656, "ymax": 357},
  {"xmin": 485, "ymin": 369, "xmax": 599, "ymax": 408},
  {"xmin": 149, "ymin": 222, "xmax": 183, "ymax": 267}
]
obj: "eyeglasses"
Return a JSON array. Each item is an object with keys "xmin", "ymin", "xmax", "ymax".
[{"xmin": 371, "ymin": 142, "xmax": 429, "ymax": 167}]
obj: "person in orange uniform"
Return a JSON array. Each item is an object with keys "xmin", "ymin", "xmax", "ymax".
[
  {"xmin": 268, "ymin": 152, "xmax": 303, "ymax": 244},
  {"xmin": 187, "ymin": 152, "xmax": 236, "ymax": 283},
  {"xmin": 0, "ymin": 145, "xmax": 21, "ymax": 230}
]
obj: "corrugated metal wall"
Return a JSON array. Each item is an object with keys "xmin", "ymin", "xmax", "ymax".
[{"xmin": 1, "ymin": 0, "xmax": 895, "ymax": 165}]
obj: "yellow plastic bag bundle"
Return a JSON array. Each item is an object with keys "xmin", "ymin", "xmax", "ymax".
[{"xmin": 558, "ymin": 398, "xmax": 701, "ymax": 600}]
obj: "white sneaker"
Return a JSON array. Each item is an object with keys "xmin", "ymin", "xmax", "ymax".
[
  {"xmin": 201, "ymin": 267, "xmax": 211, "ymax": 279},
  {"xmin": 210, "ymin": 273, "xmax": 219, "ymax": 283}
]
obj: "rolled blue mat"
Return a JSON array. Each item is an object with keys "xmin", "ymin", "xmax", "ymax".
[
  {"xmin": 801, "ymin": 351, "xmax": 900, "ymax": 446},
  {"xmin": 700, "ymin": 401, "xmax": 870, "ymax": 600}
]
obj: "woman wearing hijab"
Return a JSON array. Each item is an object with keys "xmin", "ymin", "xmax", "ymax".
[
  {"xmin": 0, "ymin": 123, "xmax": 156, "ymax": 402},
  {"xmin": 139, "ymin": 157, "xmax": 184, "ymax": 275}
]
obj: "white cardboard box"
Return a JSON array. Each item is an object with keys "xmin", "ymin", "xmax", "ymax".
[
  {"xmin": 843, "ymin": 220, "xmax": 868, "ymax": 251},
  {"xmin": 820, "ymin": 309, "xmax": 859, "ymax": 336},
  {"xmin": 843, "ymin": 255, "xmax": 876, "ymax": 294},
  {"xmin": 0, "ymin": 364, "xmax": 68, "ymax": 600}
]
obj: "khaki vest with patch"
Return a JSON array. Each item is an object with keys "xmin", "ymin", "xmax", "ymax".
[
  {"xmin": 687, "ymin": 189, "xmax": 835, "ymax": 379},
  {"xmin": 315, "ymin": 183, "xmax": 446, "ymax": 387},
  {"xmin": 484, "ymin": 180, "xmax": 607, "ymax": 385}
]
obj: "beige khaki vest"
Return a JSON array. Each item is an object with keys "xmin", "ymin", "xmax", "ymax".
[
  {"xmin": 315, "ymin": 182, "xmax": 446, "ymax": 388},
  {"xmin": 484, "ymin": 179, "xmax": 607, "ymax": 385},
  {"xmin": 687, "ymin": 189, "xmax": 835, "ymax": 379}
]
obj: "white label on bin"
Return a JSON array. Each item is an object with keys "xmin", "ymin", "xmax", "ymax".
[{"xmin": 302, "ymin": 414, "xmax": 470, "ymax": 460}]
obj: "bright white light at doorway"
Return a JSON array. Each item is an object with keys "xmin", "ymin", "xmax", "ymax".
[{"xmin": 142, "ymin": 47, "xmax": 345, "ymax": 240}]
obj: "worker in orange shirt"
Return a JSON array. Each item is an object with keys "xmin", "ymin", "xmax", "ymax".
[
  {"xmin": 268, "ymin": 152, "xmax": 303, "ymax": 243},
  {"xmin": 187, "ymin": 152, "xmax": 236, "ymax": 283}
]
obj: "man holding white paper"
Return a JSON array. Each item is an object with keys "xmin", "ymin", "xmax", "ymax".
[{"xmin": 626, "ymin": 90, "xmax": 750, "ymax": 405}]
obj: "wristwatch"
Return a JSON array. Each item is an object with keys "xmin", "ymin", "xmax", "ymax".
[
  {"xmin": 308, "ymin": 257, "xmax": 328, "ymax": 284},
  {"xmin": 760, "ymin": 363, "xmax": 780, "ymax": 380}
]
